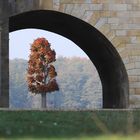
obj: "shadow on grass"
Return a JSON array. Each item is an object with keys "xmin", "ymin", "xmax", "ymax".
[{"xmin": 0, "ymin": 110, "xmax": 139, "ymax": 139}]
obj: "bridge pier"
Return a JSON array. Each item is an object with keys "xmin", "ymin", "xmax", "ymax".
[{"xmin": 0, "ymin": 1, "xmax": 9, "ymax": 107}]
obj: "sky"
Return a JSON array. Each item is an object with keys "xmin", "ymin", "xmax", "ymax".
[{"xmin": 9, "ymin": 29, "xmax": 89, "ymax": 60}]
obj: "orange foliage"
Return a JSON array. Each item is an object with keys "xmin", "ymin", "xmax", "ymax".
[
  {"xmin": 27, "ymin": 37, "xmax": 59, "ymax": 94},
  {"xmin": 36, "ymin": 75, "xmax": 44, "ymax": 82},
  {"xmin": 33, "ymin": 38, "xmax": 49, "ymax": 47},
  {"xmin": 48, "ymin": 65, "xmax": 57, "ymax": 79}
]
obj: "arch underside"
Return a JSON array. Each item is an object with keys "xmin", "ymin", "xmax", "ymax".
[{"xmin": 9, "ymin": 10, "xmax": 129, "ymax": 108}]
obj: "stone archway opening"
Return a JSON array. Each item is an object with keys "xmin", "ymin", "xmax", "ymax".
[
  {"xmin": 9, "ymin": 10, "xmax": 129, "ymax": 108},
  {"xmin": 9, "ymin": 29, "xmax": 102, "ymax": 109}
]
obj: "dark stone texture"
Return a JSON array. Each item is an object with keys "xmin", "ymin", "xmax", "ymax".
[
  {"xmin": 0, "ymin": 0, "xmax": 9, "ymax": 107},
  {"xmin": 0, "ymin": 22, "xmax": 9, "ymax": 107}
]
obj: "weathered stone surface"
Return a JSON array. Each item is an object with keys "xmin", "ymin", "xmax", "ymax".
[
  {"xmin": 95, "ymin": 18, "xmax": 107, "ymax": 29},
  {"xmin": 64, "ymin": 4, "xmax": 74, "ymax": 15},
  {"xmin": 0, "ymin": 22, "xmax": 9, "ymax": 107},
  {"xmin": 53, "ymin": 0, "xmax": 60, "ymax": 10},
  {"xmin": 130, "ymin": 82, "xmax": 140, "ymax": 88},
  {"xmin": 108, "ymin": 18, "xmax": 119, "ymax": 24},
  {"xmin": 106, "ymin": 30, "xmax": 115, "ymax": 41},
  {"xmin": 82, "ymin": 11, "xmax": 93, "ymax": 22},
  {"xmin": 0, "ymin": 0, "xmax": 9, "ymax": 107},
  {"xmin": 116, "ymin": 30, "xmax": 126, "ymax": 36},
  {"xmin": 129, "ymin": 88, "xmax": 135, "ymax": 95},
  {"xmin": 88, "ymin": 11, "xmax": 100, "ymax": 26},
  {"xmin": 97, "ymin": 23, "xmax": 110, "ymax": 35},
  {"xmin": 71, "ymin": 4, "xmax": 87, "ymax": 18},
  {"xmin": 108, "ymin": 4, "xmax": 128, "ymax": 11},
  {"xmin": 129, "ymin": 76, "xmax": 139, "ymax": 82},
  {"xmin": 1, "ymin": 0, "xmax": 140, "ymax": 108},
  {"xmin": 39, "ymin": 0, "xmax": 53, "ymax": 10},
  {"xmin": 125, "ymin": 63, "xmax": 135, "ymax": 70},
  {"xmin": 135, "ymin": 88, "xmax": 140, "ymax": 95}
]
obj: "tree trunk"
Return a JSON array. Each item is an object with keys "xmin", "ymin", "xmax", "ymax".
[{"xmin": 41, "ymin": 93, "xmax": 46, "ymax": 108}]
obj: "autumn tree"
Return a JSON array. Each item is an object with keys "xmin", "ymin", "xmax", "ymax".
[{"xmin": 27, "ymin": 38, "xmax": 59, "ymax": 108}]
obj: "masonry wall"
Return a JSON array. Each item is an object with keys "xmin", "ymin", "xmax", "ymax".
[{"xmin": 6, "ymin": 0, "xmax": 140, "ymax": 108}]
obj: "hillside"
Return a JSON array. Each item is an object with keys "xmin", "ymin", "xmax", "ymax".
[{"xmin": 9, "ymin": 57, "xmax": 102, "ymax": 109}]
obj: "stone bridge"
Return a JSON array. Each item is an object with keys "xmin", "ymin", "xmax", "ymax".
[{"xmin": 0, "ymin": 0, "xmax": 140, "ymax": 108}]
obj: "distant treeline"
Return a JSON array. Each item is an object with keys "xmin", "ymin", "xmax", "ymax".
[{"xmin": 9, "ymin": 57, "xmax": 102, "ymax": 109}]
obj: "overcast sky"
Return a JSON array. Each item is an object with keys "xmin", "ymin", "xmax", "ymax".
[{"xmin": 9, "ymin": 29, "xmax": 89, "ymax": 60}]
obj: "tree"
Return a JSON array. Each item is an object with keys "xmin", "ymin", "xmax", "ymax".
[{"xmin": 27, "ymin": 38, "xmax": 59, "ymax": 108}]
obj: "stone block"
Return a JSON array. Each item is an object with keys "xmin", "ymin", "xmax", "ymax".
[
  {"xmin": 111, "ymin": 37, "xmax": 122, "ymax": 47},
  {"xmin": 98, "ymin": 24, "xmax": 110, "ymax": 35},
  {"xmin": 117, "ymin": 44, "xmax": 126, "ymax": 49},
  {"xmin": 135, "ymin": 88, "xmax": 140, "ymax": 95},
  {"xmin": 117, "ymin": 11, "xmax": 130, "ymax": 17},
  {"xmin": 111, "ymin": 23, "xmax": 140, "ymax": 30},
  {"xmin": 131, "ymin": 4, "xmax": 140, "ymax": 11},
  {"xmin": 53, "ymin": 0, "xmax": 60, "ymax": 10},
  {"xmin": 135, "ymin": 62, "xmax": 140, "ymax": 68},
  {"xmin": 126, "ymin": 44, "xmax": 140, "ymax": 49},
  {"xmin": 111, "ymin": 37, "xmax": 129, "ymax": 47},
  {"xmin": 129, "ymin": 69, "xmax": 140, "ymax": 75},
  {"xmin": 130, "ymin": 95, "xmax": 140, "ymax": 101},
  {"xmin": 131, "ymin": 49, "xmax": 140, "ymax": 56},
  {"xmin": 132, "ymin": 18, "xmax": 140, "ymax": 24},
  {"xmin": 108, "ymin": 4, "xmax": 128, "ymax": 11},
  {"xmin": 123, "ymin": 57, "xmax": 129, "ymax": 64},
  {"xmin": 128, "ymin": 76, "xmax": 138, "ymax": 82},
  {"xmin": 15, "ymin": 0, "xmax": 35, "ymax": 13},
  {"xmin": 88, "ymin": 4, "xmax": 103, "ymax": 10},
  {"xmin": 128, "ymin": 56, "xmax": 140, "ymax": 63},
  {"xmin": 136, "ymin": 37, "xmax": 140, "ymax": 43},
  {"xmin": 85, "ymin": 0, "xmax": 93, "ymax": 3},
  {"xmin": 60, "ymin": 0, "xmax": 84, "ymax": 3},
  {"xmin": 127, "ymin": 30, "xmax": 140, "ymax": 36},
  {"xmin": 129, "ymin": 11, "xmax": 140, "ymax": 17},
  {"xmin": 127, "ymin": 4, "xmax": 132, "ymax": 10},
  {"xmin": 116, "ymin": 30, "xmax": 126, "ymax": 36},
  {"xmin": 100, "ymin": 11, "xmax": 117, "ymax": 17},
  {"xmin": 118, "ymin": 17, "xmax": 132, "ymax": 24},
  {"xmin": 117, "ymin": 46, "xmax": 129, "ymax": 57},
  {"xmin": 129, "ymin": 36, "xmax": 140, "ymax": 43},
  {"xmin": 82, "ymin": 11, "xmax": 93, "ymax": 22},
  {"xmin": 89, "ymin": 11, "xmax": 100, "ymax": 26},
  {"xmin": 71, "ymin": 4, "xmax": 87, "ymax": 18},
  {"xmin": 95, "ymin": 18, "xmax": 107, "ymax": 29},
  {"xmin": 129, "ymin": 88, "xmax": 135, "ymax": 95},
  {"xmin": 59, "ymin": 3, "xmax": 66, "ymax": 12},
  {"xmin": 130, "ymin": 82, "xmax": 140, "ymax": 88},
  {"xmin": 39, "ymin": 0, "xmax": 53, "ymax": 10},
  {"xmin": 108, "ymin": 18, "xmax": 119, "ymax": 24},
  {"xmin": 130, "ymin": 0, "xmax": 140, "ymax": 4},
  {"xmin": 117, "ymin": 11, "xmax": 140, "ymax": 18},
  {"xmin": 106, "ymin": 30, "xmax": 115, "ymax": 41},
  {"xmin": 92, "ymin": 0, "xmax": 126, "ymax": 4},
  {"xmin": 65, "ymin": 4, "xmax": 74, "ymax": 14},
  {"xmin": 125, "ymin": 63, "xmax": 135, "ymax": 70},
  {"xmin": 129, "ymin": 95, "xmax": 140, "ymax": 108},
  {"xmin": 130, "ymin": 36, "xmax": 137, "ymax": 43},
  {"xmin": 91, "ymin": 0, "xmax": 100, "ymax": 3}
]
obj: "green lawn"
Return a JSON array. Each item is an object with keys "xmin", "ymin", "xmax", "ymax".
[{"xmin": 0, "ymin": 110, "xmax": 139, "ymax": 140}]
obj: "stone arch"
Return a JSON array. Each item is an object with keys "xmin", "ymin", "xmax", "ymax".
[{"xmin": 9, "ymin": 10, "xmax": 129, "ymax": 108}]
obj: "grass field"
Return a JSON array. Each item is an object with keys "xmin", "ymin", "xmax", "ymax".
[{"xmin": 0, "ymin": 110, "xmax": 139, "ymax": 140}]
